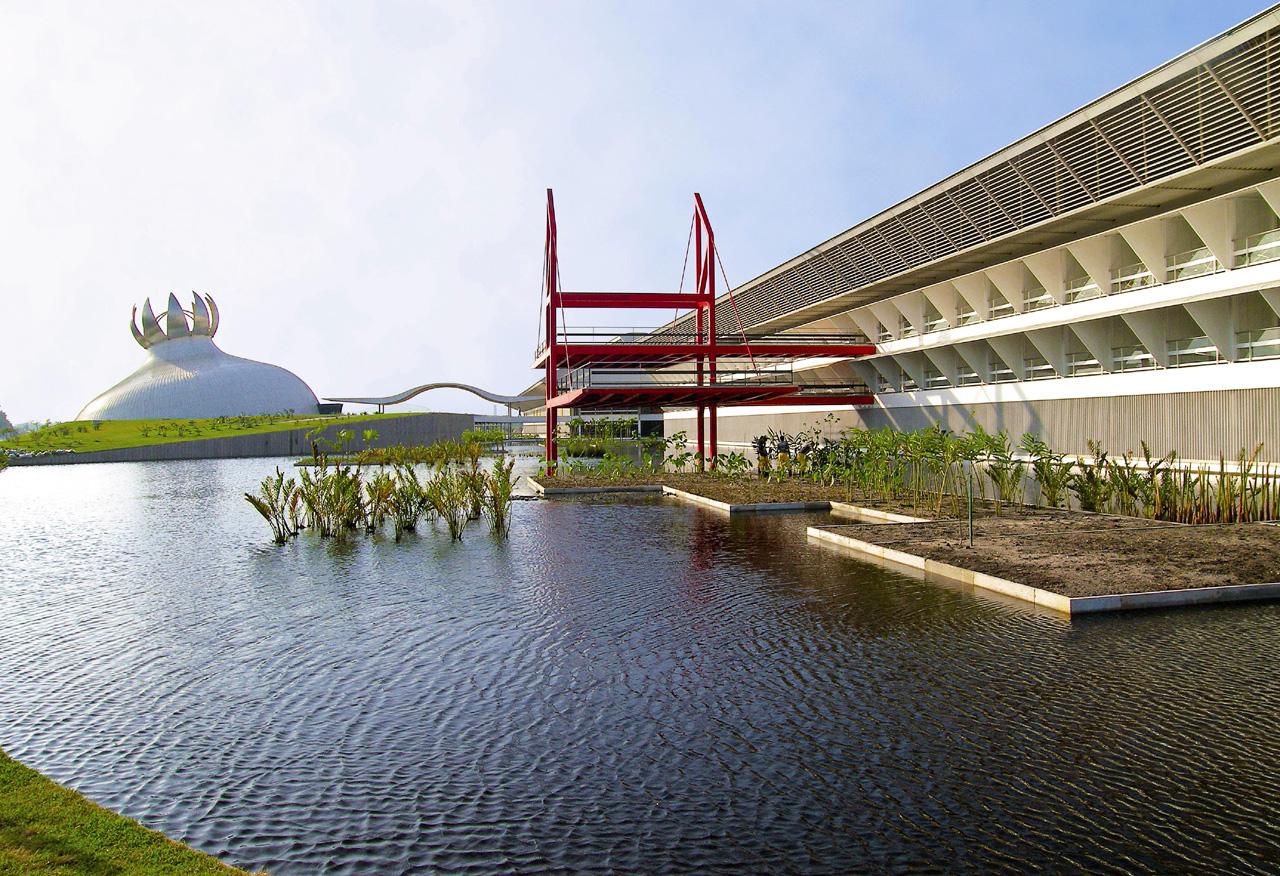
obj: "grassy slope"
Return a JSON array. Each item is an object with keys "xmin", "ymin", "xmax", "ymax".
[
  {"xmin": 0, "ymin": 413, "xmax": 419, "ymax": 454},
  {"xmin": 0, "ymin": 750, "xmax": 251, "ymax": 875}
]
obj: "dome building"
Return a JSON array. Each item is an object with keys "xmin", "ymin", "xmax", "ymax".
[{"xmin": 77, "ymin": 293, "xmax": 320, "ymax": 420}]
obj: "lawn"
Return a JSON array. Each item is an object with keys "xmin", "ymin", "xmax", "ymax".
[
  {"xmin": 0, "ymin": 749, "xmax": 252, "ymax": 875},
  {"xmin": 0, "ymin": 412, "xmax": 419, "ymax": 454}
]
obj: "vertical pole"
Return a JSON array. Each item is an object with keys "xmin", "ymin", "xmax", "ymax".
[
  {"xmin": 702, "ymin": 194, "xmax": 717, "ymax": 465},
  {"xmin": 544, "ymin": 188, "xmax": 559, "ymax": 473},
  {"xmin": 967, "ymin": 470, "xmax": 974, "ymax": 548}
]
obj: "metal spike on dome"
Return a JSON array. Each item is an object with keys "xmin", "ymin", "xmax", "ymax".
[
  {"xmin": 190, "ymin": 291, "xmax": 211, "ymax": 335},
  {"xmin": 166, "ymin": 292, "xmax": 190, "ymax": 338},
  {"xmin": 130, "ymin": 305, "xmax": 149, "ymax": 349},
  {"xmin": 205, "ymin": 294, "xmax": 220, "ymax": 338},
  {"xmin": 139, "ymin": 299, "xmax": 166, "ymax": 346}
]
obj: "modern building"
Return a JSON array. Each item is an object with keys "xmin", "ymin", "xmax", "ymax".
[
  {"xmin": 77, "ymin": 293, "xmax": 321, "ymax": 420},
  {"xmin": 648, "ymin": 6, "xmax": 1280, "ymax": 462}
]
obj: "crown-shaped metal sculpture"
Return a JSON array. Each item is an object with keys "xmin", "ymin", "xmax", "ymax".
[{"xmin": 130, "ymin": 292, "xmax": 220, "ymax": 350}]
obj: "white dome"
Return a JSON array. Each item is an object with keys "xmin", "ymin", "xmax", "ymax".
[{"xmin": 76, "ymin": 293, "xmax": 320, "ymax": 421}]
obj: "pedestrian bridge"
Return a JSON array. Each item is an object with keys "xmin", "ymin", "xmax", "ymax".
[{"xmin": 325, "ymin": 382, "xmax": 543, "ymax": 414}]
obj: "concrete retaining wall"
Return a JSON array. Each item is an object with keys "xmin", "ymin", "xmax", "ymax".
[{"xmin": 10, "ymin": 413, "xmax": 474, "ymax": 466}]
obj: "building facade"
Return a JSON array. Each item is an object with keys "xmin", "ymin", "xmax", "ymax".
[{"xmin": 665, "ymin": 8, "xmax": 1280, "ymax": 463}]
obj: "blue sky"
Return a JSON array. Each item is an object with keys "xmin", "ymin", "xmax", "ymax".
[{"xmin": 0, "ymin": 0, "xmax": 1270, "ymax": 421}]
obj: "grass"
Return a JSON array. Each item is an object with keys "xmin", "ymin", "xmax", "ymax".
[
  {"xmin": 0, "ymin": 749, "xmax": 253, "ymax": 875},
  {"xmin": 0, "ymin": 412, "xmax": 420, "ymax": 455}
]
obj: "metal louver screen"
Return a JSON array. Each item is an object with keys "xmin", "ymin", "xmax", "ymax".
[{"xmin": 681, "ymin": 25, "xmax": 1280, "ymax": 335}]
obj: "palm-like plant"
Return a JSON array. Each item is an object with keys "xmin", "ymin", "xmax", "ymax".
[
  {"xmin": 244, "ymin": 468, "xmax": 299, "ymax": 544},
  {"xmin": 483, "ymin": 457, "xmax": 517, "ymax": 535}
]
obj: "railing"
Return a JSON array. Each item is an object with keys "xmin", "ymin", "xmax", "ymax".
[
  {"xmin": 898, "ymin": 321, "xmax": 918, "ymax": 338},
  {"xmin": 1167, "ymin": 335, "xmax": 1219, "ymax": 367},
  {"xmin": 988, "ymin": 297, "xmax": 1015, "ymax": 319},
  {"xmin": 1023, "ymin": 287, "xmax": 1054, "ymax": 311},
  {"xmin": 1234, "ymin": 228, "xmax": 1280, "ymax": 267},
  {"xmin": 1236, "ymin": 327, "xmax": 1280, "ymax": 361},
  {"xmin": 1110, "ymin": 262, "xmax": 1154, "ymax": 293},
  {"xmin": 924, "ymin": 370, "xmax": 950, "ymax": 389},
  {"xmin": 1066, "ymin": 350, "xmax": 1104, "ymax": 377},
  {"xmin": 1064, "ymin": 276, "xmax": 1102, "ymax": 303},
  {"xmin": 563, "ymin": 362, "xmax": 792, "ymax": 392},
  {"xmin": 955, "ymin": 308, "xmax": 979, "ymax": 326},
  {"xmin": 1113, "ymin": 344, "xmax": 1157, "ymax": 372},
  {"xmin": 877, "ymin": 329, "xmax": 893, "ymax": 343},
  {"xmin": 559, "ymin": 361, "xmax": 871, "ymax": 396},
  {"xmin": 1166, "ymin": 246, "xmax": 1220, "ymax": 282},
  {"xmin": 924, "ymin": 316, "xmax": 948, "ymax": 333},
  {"xmin": 1024, "ymin": 356, "xmax": 1056, "ymax": 380},
  {"xmin": 901, "ymin": 376, "xmax": 919, "ymax": 391},
  {"xmin": 990, "ymin": 363, "xmax": 1016, "ymax": 383},
  {"xmin": 957, "ymin": 370, "xmax": 982, "ymax": 386}
]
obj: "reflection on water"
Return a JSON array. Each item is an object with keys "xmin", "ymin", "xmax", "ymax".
[{"xmin": 2, "ymin": 458, "xmax": 1280, "ymax": 874}]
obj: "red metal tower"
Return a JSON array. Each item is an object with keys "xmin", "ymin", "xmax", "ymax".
[{"xmin": 535, "ymin": 189, "xmax": 875, "ymax": 473}]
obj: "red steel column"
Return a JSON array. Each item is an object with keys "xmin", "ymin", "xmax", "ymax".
[
  {"xmin": 704, "ymin": 195, "xmax": 717, "ymax": 464},
  {"xmin": 544, "ymin": 189, "xmax": 559, "ymax": 472},
  {"xmin": 695, "ymin": 213, "xmax": 705, "ymax": 471}
]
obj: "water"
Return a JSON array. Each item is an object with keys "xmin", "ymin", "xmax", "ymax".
[{"xmin": 2, "ymin": 457, "xmax": 1279, "ymax": 874}]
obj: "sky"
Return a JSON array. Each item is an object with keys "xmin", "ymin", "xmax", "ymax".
[{"xmin": 0, "ymin": 0, "xmax": 1271, "ymax": 422}]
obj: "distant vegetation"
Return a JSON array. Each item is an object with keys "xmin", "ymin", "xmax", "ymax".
[{"xmin": 0, "ymin": 411, "xmax": 418, "ymax": 455}]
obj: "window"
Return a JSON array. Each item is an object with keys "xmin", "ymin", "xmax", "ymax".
[
  {"xmin": 1066, "ymin": 350, "xmax": 1103, "ymax": 377},
  {"xmin": 924, "ymin": 314, "xmax": 948, "ymax": 333},
  {"xmin": 1064, "ymin": 275, "xmax": 1102, "ymax": 303},
  {"xmin": 1235, "ymin": 229, "xmax": 1280, "ymax": 267},
  {"xmin": 1166, "ymin": 246, "xmax": 1220, "ymax": 282},
  {"xmin": 1110, "ymin": 262, "xmax": 1154, "ymax": 293},
  {"xmin": 1024, "ymin": 355, "xmax": 1055, "ymax": 380},
  {"xmin": 1167, "ymin": 336, "xmax": 1219, "ymax": 367},
  {"xmin": 988, "ymin": 293, "xmax": 1015, "ymax": 319},
  {"xmin": 924, "ymin": 367, "xmax": 949, "ymax": 388},
  {"xmin": 1023, "ymin": 286, "xmax": 1054, "ymax": 311},
  {"xmin": 1113, "ymin": 345, "xmax": 1157, "ymax": 372},
  {"xmin": 1236, "ymin": 327, "xmax": 1280, "ymax": 361}
]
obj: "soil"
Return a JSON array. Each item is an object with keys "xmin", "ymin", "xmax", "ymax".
[{"xmin": 816, "ymin": 514, "xmax": 1280, "ymax": 598}]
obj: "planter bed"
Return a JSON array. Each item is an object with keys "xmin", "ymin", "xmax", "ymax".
[{"xmin": 809, "ymin": 513, "xmax": 1280, "ymax": 613}]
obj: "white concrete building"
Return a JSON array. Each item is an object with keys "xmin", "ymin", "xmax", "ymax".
[
  {"xmin": 77, "ymin": 293, "xmax": 320, "ymax": 421},
  {"xmin": 667, "ymin": 7, "xmax": 1280, "ymax": 461}
]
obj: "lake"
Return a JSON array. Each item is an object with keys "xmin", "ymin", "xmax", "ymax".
[{"xmin": 2, "ymin": 457, "xmax": 1279, "ymax": 873}]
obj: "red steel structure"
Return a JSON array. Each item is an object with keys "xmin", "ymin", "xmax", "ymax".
[{"xmin": 535, "ymin": 189, "xmax": 875, "ymax": 472}]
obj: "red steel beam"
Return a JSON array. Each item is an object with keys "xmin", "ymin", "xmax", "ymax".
[
  {"xmin": 536, "ymin": 342, "xmax": 875, "ymax": 364},
  {"xmin": 559, "ymin": 292, "xmax": 711, "ymax": 309}
]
